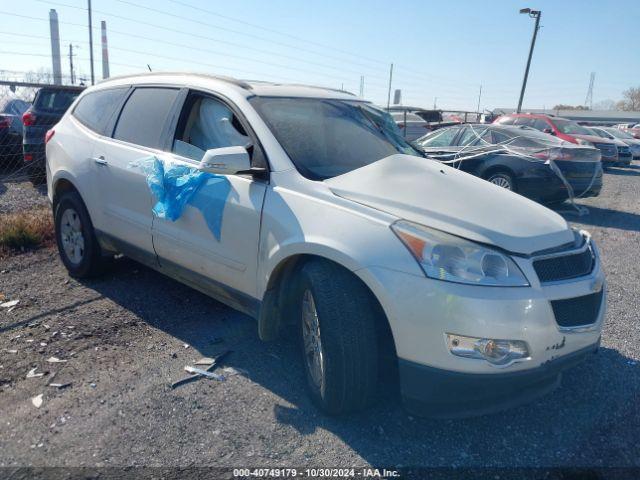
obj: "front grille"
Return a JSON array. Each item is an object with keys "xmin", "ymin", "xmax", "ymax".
[
  {"xmin": 533, "ymin": 247, "xmax": 594, "ymax": 283},
  {"xmin": 594, "ymin": 143, "xmax": 617, "ymax": 158},
  {"xmin": 551, "ymin": 290, "xmax": 603, "ymax": 328}
]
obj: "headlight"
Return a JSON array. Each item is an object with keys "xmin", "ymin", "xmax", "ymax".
[
  {"xmin": 575, "ymin": 138, "xmax": 592, "ymax": 146},
  {"xmin": 391, "ymin": 220, "xmax": 529, "ymax": 286}
]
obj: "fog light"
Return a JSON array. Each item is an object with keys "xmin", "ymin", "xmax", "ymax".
[{"xmin": 446, "ymin": 334, "xmax": 530, "ymax": 366}]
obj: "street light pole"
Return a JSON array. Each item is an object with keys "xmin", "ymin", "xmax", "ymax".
[{"xmin": 516, "ymin": 8, "xmax": 541, "ymax": 113}]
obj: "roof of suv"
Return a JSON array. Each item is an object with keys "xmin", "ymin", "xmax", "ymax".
[{"xmin": 94, "ymin": 72, "xmax": 358, "ymax": 100}]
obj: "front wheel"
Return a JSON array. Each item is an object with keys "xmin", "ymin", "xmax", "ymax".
[{"xmin": 295, "ymin": 260, "xmax": 378, "ymax": 415}]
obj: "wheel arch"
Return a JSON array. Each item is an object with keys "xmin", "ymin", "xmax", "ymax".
[{"xmin": 258, "ymin": 253, "xmax": 397, "ymax": 368}]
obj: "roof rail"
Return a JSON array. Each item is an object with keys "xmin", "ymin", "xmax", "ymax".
[
  {"xmin": 250, "ymin": 81, "xmax": 356, "ymax": 96},
  {"xmin": 96, "ymin": 72, "xmax": 252, "ymax": 90}
]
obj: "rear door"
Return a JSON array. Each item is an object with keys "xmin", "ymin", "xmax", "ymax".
[
  {"xmin": 91, "ymin": 86, "xmax": 182, "ymax": 258},
  {"xmin": 151, "ymin": 90, "xmax": 268, "ymax": 304}
]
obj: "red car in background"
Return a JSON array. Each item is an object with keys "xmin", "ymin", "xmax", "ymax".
[{"xmin": 494, "ymin": 113, "xmax": 619, "ymax": 165}]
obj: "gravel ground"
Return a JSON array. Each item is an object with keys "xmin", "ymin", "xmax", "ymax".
[
  {"xmin": 0, "ymin": 164, "xmax": 639, "ymax": 470},
  {"xmin": 0, "ymin": 173, "xmax": 48, "ymax": 214}
]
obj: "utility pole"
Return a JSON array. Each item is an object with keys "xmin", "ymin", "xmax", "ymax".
[
  {"xmin": 516, "ymin": 8, "xmax": 541, "ymax": 113},
  {"xmin": 433, "ymin": 97, "xmax": 437, "ymax": 109},
  {"xmin": 87, "ymin": 0, "xmax": 95, "ymax": 85},
  {"xmin": 476, "ymin": 84, "xmax": 483, "ymax": 113},
  {"xmin": 359, "ymin": 75, "xmax": 364, "ymax": 98},
  {"xmin": 69, "ymin": 44, "xmax": 75, "ymax": 84},
  {"xmin": 386, "ymin": 63, "xmax": 393, "ymax": 110}
]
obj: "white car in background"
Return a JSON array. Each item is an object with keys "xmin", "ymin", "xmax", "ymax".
[{"xmin": 46, "ymin": 73, "xmax": 606, "ymax": 417}]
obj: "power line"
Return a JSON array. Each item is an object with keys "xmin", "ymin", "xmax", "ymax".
[{"xmin": 34, "ymin": 0, "xmax": 391, "ymax": 78}]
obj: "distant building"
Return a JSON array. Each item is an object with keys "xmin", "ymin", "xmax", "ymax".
[{"xmin": 492, "ymin": 108, "xmax": 640, "ymax": 126}]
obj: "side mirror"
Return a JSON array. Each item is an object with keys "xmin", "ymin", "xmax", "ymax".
[
  {"xmin": 543, "ymin": 128, "xmax": 556, "ymax": 136},
  {"xmin": 199, "ymin": 146, "xmax": 251, "ymax": 175}
]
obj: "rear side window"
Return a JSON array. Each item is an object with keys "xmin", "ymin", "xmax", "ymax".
[
  {"xmin": 73, "ymin": 87, "xmax": 128, "ymax": 135},
  {"xmin": 34, "ymin": 89, "xmax": 80, "ymax": 113},
  {"xmin": 113, "ymin": 87, "xmax": 180, "ymax": 149},
  {"xmin": 416, "ymin": 126, "xmax": 460, "ymax": 148}
]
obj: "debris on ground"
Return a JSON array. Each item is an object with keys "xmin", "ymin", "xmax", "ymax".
[
  {"xmin": 184, "ymin": 366, "xmax": 225, "ymax": 381},
  {"xmin": 6, "ymin": 349, "xmax": 18, "ymax": 354},
  {"xmin": 48, "ymin": 382, "xmax": 71, "ymax": 389},
  {"xmin": 171, "ymin": 350, "xmax": 230, "ymax": 389},
  {"xmin": 46, "ymin": 356, "xmax": 67, "ymax": 364},
  {"xmin": 26, "ymin": 367, "xmax": 44, "ymax": 379},
  {"xmin": 31, "ymin": 394, "xmax": 43, "ymax": 408},
  {"xmin": 0, "ymin": 299, "xmax": 19, "ymax": 308},
  {"xmin": 194, "ymin": 357, "xmax": 215, "ymax": 365}
]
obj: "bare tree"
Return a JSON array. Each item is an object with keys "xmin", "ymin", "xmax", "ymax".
[
  {"xmin": 617, "ymin": 87, "xmax": 640, "ymax": 111},
  {"xmin": 593, "ymin": 99, "xmax": 616, "ymax": 111}
]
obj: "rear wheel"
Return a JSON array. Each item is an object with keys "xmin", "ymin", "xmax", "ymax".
[
  {"xmin": 295, "ymin": 260, "xmax": 378, "ymax": 415},
  {"xmin": 486, "ymin": 171, "xmax": 515, "ymax": 191},
  {"xmin": 54, "ymin": 191, "xmax": 105, "ymax": 278}
]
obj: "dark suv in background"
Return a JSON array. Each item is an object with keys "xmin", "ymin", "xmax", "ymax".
[
  {"xmin": 22, "ymin": 85, "xmax": 83, "ymax": 183},
  {"xmin": 494, "ymin": 113, "xmax": 619, "ymax": 166}
]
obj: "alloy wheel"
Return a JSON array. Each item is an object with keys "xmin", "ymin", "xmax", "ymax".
[
  {"xmin": 301, "ymin": 289, "xmax": 325, "ymax": 391},
  {"xmin": 489, "ymin": 174, "xmax": 513, "ymax": 190},
  {"xmin": 60, "ymin": 208, "xmax": 85, "ymax": 265}
]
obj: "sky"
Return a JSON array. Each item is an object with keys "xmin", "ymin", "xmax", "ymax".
[{"xmin": 1, "ymin": 0, "xmax": 639, "ymax": 111}]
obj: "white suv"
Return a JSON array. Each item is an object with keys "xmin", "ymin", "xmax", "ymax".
[{"xmin": 46, "ymin": 73, "xmax": 606, "ymax": 417}]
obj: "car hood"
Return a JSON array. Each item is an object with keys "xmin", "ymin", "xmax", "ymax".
[{"xmin": 324, "ymin": 154, "xmax": 573, "ymax": 255}]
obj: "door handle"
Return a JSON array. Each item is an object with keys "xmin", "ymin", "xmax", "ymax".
[{"xmin": 93, "ymin": 156, "xmax": 108, "ymax": 166}]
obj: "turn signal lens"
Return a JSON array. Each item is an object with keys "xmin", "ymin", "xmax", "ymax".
[{"xmin": 446, "ymin": 333, "xmax": 530, "ymax": 367}]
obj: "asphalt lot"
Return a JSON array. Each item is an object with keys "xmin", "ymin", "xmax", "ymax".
[{"xmin": 0, "ymin": 163, "xmax": 639, "ymax": 469}]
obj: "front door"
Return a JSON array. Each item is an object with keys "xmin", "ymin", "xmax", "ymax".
[{"xmin": 151, "ymin": 91, "xmax": 267, "ymax": 306}]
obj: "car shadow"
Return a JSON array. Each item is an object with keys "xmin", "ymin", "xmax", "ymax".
[
  {"xmin": 72, "ymin": 256, "xmax": 640, "ymax": 467},
  {"xmin": 552, "ymin": 205, "xmax": 640, "ymax": 232},
  {"xmin": 603, "ymin": 165, "xmax": 640, "ymax": 176}
]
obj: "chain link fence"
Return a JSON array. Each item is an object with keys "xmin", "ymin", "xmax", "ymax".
[
  {"xmin": 0, "ymin": 82, "xmax": 84, "ymax": 186},
  {"xmin": 0, "ymin": 85, "xmax": 39, "ymax": 183}
]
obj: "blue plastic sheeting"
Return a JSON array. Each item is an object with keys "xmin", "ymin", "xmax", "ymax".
[{"xmin": 131, "ymin": 156, "xmax": 231, "ymax": 240}]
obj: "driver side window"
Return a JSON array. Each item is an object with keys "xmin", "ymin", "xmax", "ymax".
[{"xmin": 172, "ymin": 93, "xmax": 251, "ymax": 162}]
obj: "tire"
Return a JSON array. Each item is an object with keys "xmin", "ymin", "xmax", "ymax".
[
  {"xmin": 485, "ymin": 171, "xmax": 516, "ymax": 191},
  {"xmin": 54, "ymin": 191, "xmax": 105, "ymax": 278},
  {"xmin": 295, "ymin": 259, "xmax": 378, "ymax": 415}
]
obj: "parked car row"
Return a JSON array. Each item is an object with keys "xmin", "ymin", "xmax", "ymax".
[
  {"xmin": 493, "ymin": 113, "xmax": 622, "ymax": 166},
  {"xmin": 415, "ymin": 124, "xmax": 602, "ymax": 202},
  {"xmin": 0, "ymin": 86, "xmax": 83, "ymax": 183},
  {"xmin": 615, "ymin": 123, "xmax": 640, "ymax": 139},
  {"xmin": 0, "ymin": 97, "xmax": 30, "ymax": 169},
  {"xmin": 22, "ymin": 86, "xmax": 84, "ymax": 183},
  {"xmin": 384, "ymin": 110, "xmax": 637, "ymax": 207}
]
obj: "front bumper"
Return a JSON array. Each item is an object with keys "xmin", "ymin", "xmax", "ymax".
[
  {"xmin": 361, "ymin": 248, "xmax": 606, "ymax": 417},
  {"xmin": 399, "ymin": 340, "xmax": 599, "ymax": 418}
]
